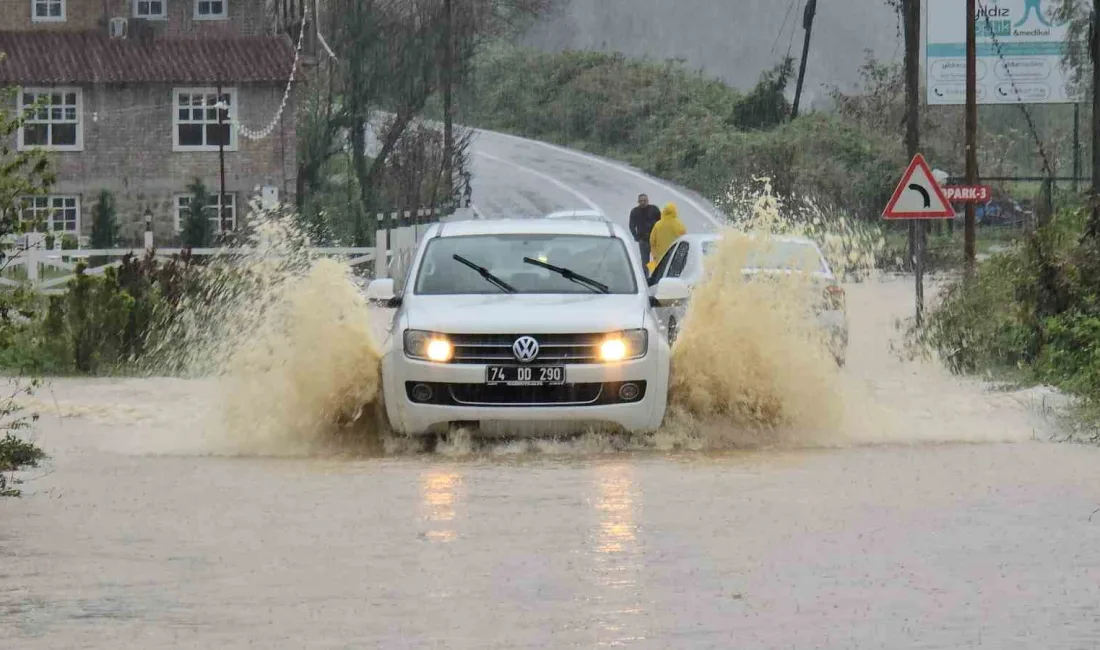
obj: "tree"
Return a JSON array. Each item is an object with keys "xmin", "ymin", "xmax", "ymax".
[
  {"xmin": 0, "ymin": 86, "xmax": 54, "ymax": 233},
  {"xmin": 0, "ymin": 74, "xmax": 53, "ymax": 496},
  {"xmin": 296, "ymin": 0, "xmax": 552, "ymax": 244},
  {"xmin": 732, "ymin": 58, "xmax": 795, "ymax": 131},
  {"xmin": 89, "ymin": 190, "xmax": 119, "ymax": 249},
  {"xmin": 1056, "ymin": 0, "xmax": 1092, "ymax": 91},
  {"xmin": 181, "ymin": 179, "xmax": 213, "ymax": 248},
  {"xmin": 1055, "ymin": 0, "xmax": 1100, "ymax": 237}
]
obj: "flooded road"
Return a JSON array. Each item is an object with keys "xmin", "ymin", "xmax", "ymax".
[{"xmin": 4, "ymin": 276, "xmax": 1100, "ymax": 649}]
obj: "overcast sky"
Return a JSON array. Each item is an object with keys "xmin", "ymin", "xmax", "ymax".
[{"xmin": 522, "ymin": 0, "xmax": 903, "ymax": 105}]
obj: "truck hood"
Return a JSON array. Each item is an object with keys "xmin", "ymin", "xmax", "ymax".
[{"xmin": 405, "ymin": 293, "xmax": 647, "ymax": 334}]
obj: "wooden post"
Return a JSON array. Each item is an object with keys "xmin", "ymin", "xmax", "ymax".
[
  {"xmin": 790, "ymin": 0, "xmax": 818, "ymax": 119},
  {"xmin": 1091, "ymin": 1, "xmax": 1100, "ymax": 238},
  {"xmin": 904, "ymin": 0, "xmax": 924, "ymax": 324},
  {"xmin": 1074, "ymin": 103, "xmax": 1081, "ymax": 194},
  {"xmin": 964, "ymin": 0, "xmax": 978, "ymax": 273},
  {"xmin": 442, "ymin": 0, "xmax": 454, "ymax": 193}
]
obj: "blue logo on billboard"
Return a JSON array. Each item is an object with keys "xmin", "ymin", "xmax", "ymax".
[{"xmin": 1014, "ymin": 0, "xmax": 1052, "ymax": 28}]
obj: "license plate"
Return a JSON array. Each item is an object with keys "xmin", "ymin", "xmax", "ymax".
[{"xmin": 486, "ymin": 365, "xmax": 566, "ymax": 386}]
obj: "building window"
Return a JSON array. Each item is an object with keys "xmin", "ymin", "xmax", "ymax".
[
  {"xmin": 31, "ymin": 0, "xmax": 64, "ymax": 21},
  {"xmin": 20, "ymin": 196, "xmax": 80, "ymax": 233},
  {"xmin": 134, "ymin": 0, "xmax": 167, "ymax": 19},
  {"xmin": 19, "ymin": 88, "xmax": 82, "ymax": 151},
  {"xmin": 173, "ymin": 88, "xmax": 236, "ymax": 151},
  {"xmin": 194, "ymin": 0, "xmax": 226, "ymax": 19},
  {"xmin": 175, "ymin": 193, "xmax": 236, "ymax": 233}
]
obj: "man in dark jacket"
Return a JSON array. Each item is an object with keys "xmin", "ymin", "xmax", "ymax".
[{"xmin": 629, "ymin": 193, "xmax": 661, "ymax": 265}]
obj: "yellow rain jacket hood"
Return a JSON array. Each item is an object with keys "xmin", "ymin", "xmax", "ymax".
[{"xmin": 649, "ymin": 203, "xmax": 687, "ymax": 265}]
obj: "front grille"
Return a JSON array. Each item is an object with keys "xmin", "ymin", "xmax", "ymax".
[
  {"xmin": 448, "ymin": 333, "xmax": 604, "ymax": 364},
  {"xmin": 405, "ymin": 381, "xmax": 647, "ymax": 407},
  {"xmin": 451, "ymin": 383, "xmax": 603, "ymax": 406}
]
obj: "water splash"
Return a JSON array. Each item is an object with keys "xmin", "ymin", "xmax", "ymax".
[
  {"xmin": 143, "ymin": 206, "xmax": 388, "ymax": 456},
  {"xmin": 654, "ymin": 178, "xmax": 881, "ymax": 448}
]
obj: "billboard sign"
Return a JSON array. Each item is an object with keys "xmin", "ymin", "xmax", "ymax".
[{"xmin": 926, "ymin": 0, "xmax": 1079, "ymax": 105}]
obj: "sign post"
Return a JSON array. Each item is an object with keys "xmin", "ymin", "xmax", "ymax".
[{"xmin": 883, "ymin": 153, "xmax": 956, "ymax": 324}]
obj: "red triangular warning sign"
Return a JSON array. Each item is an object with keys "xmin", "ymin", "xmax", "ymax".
[{"xmin": 882, "ymin": 154, "xmax": 955, "ymax": 219}]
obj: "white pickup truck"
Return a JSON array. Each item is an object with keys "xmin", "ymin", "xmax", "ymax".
[{"xmin": 365, "ymin": 218, "xmax": 690, "ymax": 440}]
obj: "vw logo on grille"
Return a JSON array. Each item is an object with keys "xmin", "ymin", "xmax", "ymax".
[{"xmin": 512, "ymin": 336, "xmax": 540, "ymax": 363}]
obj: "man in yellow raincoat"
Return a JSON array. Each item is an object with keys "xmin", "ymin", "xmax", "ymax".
[{"xmin": 648, "ymin": 202, "xmax": 687, "ymax": 272}]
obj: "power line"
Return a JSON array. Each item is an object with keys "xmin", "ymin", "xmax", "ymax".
[
  {"xmin": 772, "ymin": 0, "xmax": 800, "ymax": 55},
  {"xmin": 786, "ymin": 0, "xmax": 804, "ymax": 58}
]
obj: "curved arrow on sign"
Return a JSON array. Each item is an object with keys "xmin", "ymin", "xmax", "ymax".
[{"xmin": 908, "ymin": 183, "xmax": 931, "ymax": 208}]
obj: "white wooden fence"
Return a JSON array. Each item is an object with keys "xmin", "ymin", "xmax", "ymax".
[{"xmin": 2, "ymin": 206, "xmax": 476, "ymax": 294}]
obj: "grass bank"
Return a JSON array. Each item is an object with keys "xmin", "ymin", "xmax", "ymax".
[{"xmin": 912, "ymin": 206, "xmax": 1100, "ymax": 440}]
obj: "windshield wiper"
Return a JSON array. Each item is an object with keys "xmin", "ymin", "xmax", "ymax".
[
  {"xmin": 523, "ymin": 257, "xmax": 610, "ymax": 294},
  {"xmin": 452, "ymin": 254, "xmax": 516, "ymax": 293}
]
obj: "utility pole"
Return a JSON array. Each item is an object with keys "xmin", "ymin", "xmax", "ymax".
[
  {"xmin": 1091, "ymin": 0, "xmax": 1100, "ymax": 238},
  {"xmin": 790, "ymin": 0, "xmax": 818, "ymax": 119},
  {"xmin": 964, "ymin": 0, "xmax": 978, "ymax": 273},
  {"xmin": 442, "ymin": 0, "xmax": 455, "ymax": 198},
  {"xmin": 1073, "ymin": 103, "xmax": 1081, "ymax": 194},
  {"xmin": 904, "ymin": 0, "xmax": 923, "ymax": 324}
]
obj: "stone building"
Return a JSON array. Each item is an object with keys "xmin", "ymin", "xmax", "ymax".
[{"xmin": 0, "ymin": 0, "xmax": 303, "ymax": 245}]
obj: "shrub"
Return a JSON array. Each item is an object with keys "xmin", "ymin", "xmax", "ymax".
[
  {"xmin": 0, "ymin": 379, "xmax": 46, "ymax": 497},
  {"xmin": 16, "ymin": 251, "xmax": 200, "ymax": 375},
  {"xmin": 181, "ymin": 179, "xmax": 214, "ymax": 248},
  {"xmin": 90, "ymin": 190, "xmax": 120, "ymax": 261},
  {"xmin": 916, "ymin": 205, "xmax": 1100, "ymax": 417},
  {"xmin": 917, "ymin": 247, "xmax": 1038, "ymax": 373},
  {"xmin": 0, "ymin": 433, "xmax": 45, "ymax": 497},
  {"xmin": 1034, "ymin": 313, "xmax": 1100, "ymax": 395}
]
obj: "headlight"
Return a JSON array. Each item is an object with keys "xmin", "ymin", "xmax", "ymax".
[
  {"xmin": 599, "ymin": 329, "xmax": 647, "ymax": 362},
  {"xmin": 404, "ymin": 329, "xmax": 453, "ymax": 362}
]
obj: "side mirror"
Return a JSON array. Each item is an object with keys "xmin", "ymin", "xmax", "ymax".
[
  {"xmin": 651, "ymin": 277, "xmax": 691, "ymax": 306},
  {"xmin": 365, "ymin": 278, "xmax": 401, "ymax": 307}
]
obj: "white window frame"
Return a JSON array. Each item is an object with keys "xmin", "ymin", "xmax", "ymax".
[
  {"xmin": 133, "ymin": 0, "xmax": 168, "ymax": 19},
  {"xmin": 17, "ymin": 87, "xmax": 83, "ymax": 152},
  {"xmin": 175, "ymin": 192, "xmax": 237, "ymax": 234},
  {"xmin": 20, "ymin": 195, "xmax": 81, "ymax": 233},
  {"xmin": 31, "ymin": 0, "xmax": 65, "ymax": 22},
  {"xmin": 172, "ymin": 87, "xmax": 238, "ymax": 152},
  {"xmin": 193, "ymin": 0, "xmax": 227, "ymax": 20}
]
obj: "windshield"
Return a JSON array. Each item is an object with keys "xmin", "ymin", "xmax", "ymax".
[
  {"xmin": 702, "ymin": 239, "xmax": 826, "ymax": 273},
  {"xmin": 414, "ymin": 234, "xmax": 638, "ymax": 295}
]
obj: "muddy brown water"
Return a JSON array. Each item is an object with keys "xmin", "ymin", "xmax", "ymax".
[{"xmin": 3, "ymin": 276, "xmax": 1100, "ymax": 649}]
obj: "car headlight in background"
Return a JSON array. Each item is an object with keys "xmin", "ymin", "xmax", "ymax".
[
  {"xmin": 599, "ymin": 329, "xmax": 648, "ymax": 362},
  {"xmin": 404, "ymin": 329, "xmax": 453, "ymax": 362}
]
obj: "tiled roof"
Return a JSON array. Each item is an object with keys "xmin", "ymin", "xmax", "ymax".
[{"xmin": 0, "ymin": 32, "xmax": 296, "ymax": 84}]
